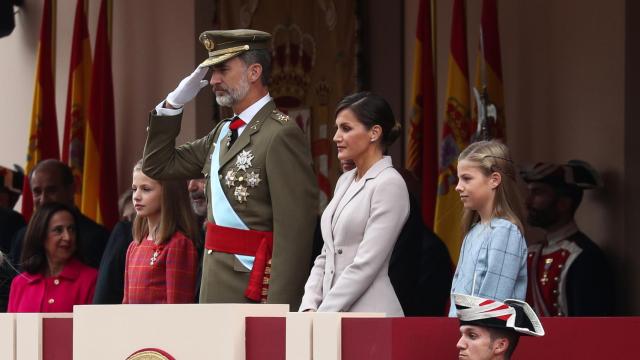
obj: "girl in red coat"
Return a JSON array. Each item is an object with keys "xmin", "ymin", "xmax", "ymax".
[{"xmin": 123, "ymin": 161, "xmax": 199, "ymax": 304}]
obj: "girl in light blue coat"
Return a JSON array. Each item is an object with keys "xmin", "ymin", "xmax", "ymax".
[{"xmin": 448, "ymin": 141, "xmax": 528, "ymax": 317}]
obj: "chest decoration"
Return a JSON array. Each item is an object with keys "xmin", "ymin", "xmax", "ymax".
[
  {"xmin": 224, "ymin": 149, "xmax": 262, "ymax": 203},
  {"xmin": 149, "ymin": 243, "xmax": 164, "ymax": 266},
  {"xmin": 225, "ymin": 131, "xmax": 232, "ymax": 148},
  {"xmin": 150, "ymin": 249, "xmax": 160, "ymax": 266}
]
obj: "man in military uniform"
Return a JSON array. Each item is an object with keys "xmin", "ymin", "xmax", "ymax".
[
  {"xmin": 142, "ymin": 29, "xmax": 318, "ymax": 309},
  {"xmin": 521, "ymin": 160, "xmax": 614, "ymax": 316}
]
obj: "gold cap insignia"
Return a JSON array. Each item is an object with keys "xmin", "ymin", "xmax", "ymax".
[{"xmin": 203, "ymin": 38, "xmax": 215, "ymax": 51}]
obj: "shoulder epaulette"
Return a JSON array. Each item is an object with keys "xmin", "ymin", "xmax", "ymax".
[{"xmin": 271, "ymin": 110, "xmax": 289, "ymax": 124}]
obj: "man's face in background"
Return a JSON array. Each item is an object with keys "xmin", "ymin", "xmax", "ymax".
[{"xmin": 188, "ymin": 179, "xmax": 207, "ymax": 218}]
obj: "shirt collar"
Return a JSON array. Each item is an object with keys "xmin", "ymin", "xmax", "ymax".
[
  {"xmin": 235, "ymin": 93, "xmax": 272, "ymax": 125},
  {"xmin": 546, "ymin": 220, "xmax": 579, "ymax": 244}
]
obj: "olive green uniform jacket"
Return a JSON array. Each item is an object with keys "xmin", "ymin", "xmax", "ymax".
[{"xmin": 142, "ymin": 100, "xmax": 318, "ymax": 310}]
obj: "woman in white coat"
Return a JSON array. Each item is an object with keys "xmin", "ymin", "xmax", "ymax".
[{"xmin": 299, "ymin": 92, "xmax": 410, "ymax": 316}]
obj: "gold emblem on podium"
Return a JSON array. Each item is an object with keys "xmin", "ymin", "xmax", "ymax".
[{"xmin": 126, "ymin": 348, "xmax": 175, "ymax": 360}]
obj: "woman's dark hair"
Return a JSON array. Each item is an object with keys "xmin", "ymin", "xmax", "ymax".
[
  {"xmin": 20, "ymin": 202, "xmax": 81, "ymax": 274},
  {"xmin": 335, "ymin": 91, "xmax": 401, "ymax": 147}
]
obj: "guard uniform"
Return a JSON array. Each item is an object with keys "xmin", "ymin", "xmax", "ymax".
[
  {"xmin": 453, "ymin": 293, "xmax": 545, "ymax": 337},
  {"xmin": 526, "ymin": 222, "xmax": 613, "ymax": 316},
  {"xmin": 522, "ymin": 161, "xmax": 614, "ymax": 316}
]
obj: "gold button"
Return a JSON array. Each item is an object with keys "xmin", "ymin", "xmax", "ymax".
[
  {"xmin": 207, "ymin": 249, "xmax": 213, "ymax": 255},
  {"xmin": 48, "ymin": 298, "xmax": 55, "ymax": 304},
  {"xmin": 53, "ymin": 279, "xmax": 60, "ymax": 285}
]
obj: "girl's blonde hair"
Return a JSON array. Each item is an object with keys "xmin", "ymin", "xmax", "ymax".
[
  {"xmin": 458, "ymin": 140, "xmax": 525, "ymax": 235},
  {"xmin": 131, "ymin": 160, "xmax": 199, "ymax": 246}
]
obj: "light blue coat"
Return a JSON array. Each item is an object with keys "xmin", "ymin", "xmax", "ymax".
[{"xmin": 448, "ymin": 218, "xmax": 528, "ymax": 317}]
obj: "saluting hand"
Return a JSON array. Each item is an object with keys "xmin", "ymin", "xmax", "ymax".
[{"xmin": 165, "ymin": 67, "xmax": 209, "ymax": 108}]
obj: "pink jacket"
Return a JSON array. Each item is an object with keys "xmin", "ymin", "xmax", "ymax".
[{"xmin": 8, "ymin": 258, "xmax": 97, "ymax": 313}]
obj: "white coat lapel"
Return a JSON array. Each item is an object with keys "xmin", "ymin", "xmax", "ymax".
[
  {"xmin": 331, "ymin": 157, "xmax": 393, "ymax": 230},
  {"xmin": 321, "ymin": 170, "xmax": 355, "ymax": 251}
]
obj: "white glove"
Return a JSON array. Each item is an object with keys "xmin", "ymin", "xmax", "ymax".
[{"xmin": 166, "ymin": 67, "xmax": 209, "ymax": 108}]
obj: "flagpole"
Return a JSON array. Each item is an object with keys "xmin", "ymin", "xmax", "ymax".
[{"xmin": 51, "ymin": 0, "xmax": 56, "ymax": 81}]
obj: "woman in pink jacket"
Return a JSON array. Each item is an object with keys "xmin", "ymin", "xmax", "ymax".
[{"xmin": 8, "ymin": 202, "xmax": 97, "ymax": 312}]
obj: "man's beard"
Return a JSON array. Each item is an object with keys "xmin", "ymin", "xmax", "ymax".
[
  {"xmin": 189, "ymin": 191, "xmax": 208, "ymax": 218},
  {"xmin": 216, "ymin": 73, "xmax": 250, "ymax": 107},
  {"xmin": 527, "ymin": 206, "xmax": 558, "ymax": 229}
]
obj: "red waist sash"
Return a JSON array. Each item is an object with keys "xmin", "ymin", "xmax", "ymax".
[{"xmin": 205, "ymin": 222, "xmax": 273, "ymax": 302}]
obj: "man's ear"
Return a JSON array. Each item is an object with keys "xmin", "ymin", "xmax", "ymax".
[
  {"xmin": 248, "ymin": 63, "xmax": 263, "ymax": 83},
  {"xmin": 489, "ymin": 172, "xmax": 502, "ymax": 190},
  {"xmin": 492, "ymin": 337, "xmax": 509, "ymax": 356}
]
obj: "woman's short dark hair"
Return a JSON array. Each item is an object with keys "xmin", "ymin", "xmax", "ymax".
[
  {"xmin": 335, "ymin": 91, "xmax": 401, "ymax": 147},
  {"xmin": 20, "ymin": 202, "xmax": 81, "ymax": 274}
]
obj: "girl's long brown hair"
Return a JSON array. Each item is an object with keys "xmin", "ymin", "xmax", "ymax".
[
  {"xmin": 458, "ymin": 141, "xmax": 525, "ymax": 235},
  {"xmin": 131, "ymin": 161, "xmax": 199, "ymax": 245}
]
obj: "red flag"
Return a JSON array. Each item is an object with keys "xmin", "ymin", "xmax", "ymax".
[
  {"xmin": 22, "ymin": 0, "xmax": 59, "ymax": 220},
  {"xmin": 405, "ymin": 0, "xmax": 438, "ymax": 228},
  {"xmin": 434, "ymin": 0, "xmax": 473, "ymax": 263},
  {"xmin": 62, "ymin": 0, "xmax": 92, "ymax": 207},
  {"xmin": 82, "ymin": 0, "xmax": 118, "ymax": 229}
]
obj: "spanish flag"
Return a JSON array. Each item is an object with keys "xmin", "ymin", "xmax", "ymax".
[
  {"xmin": 62, "ymin": 0, "xmax": 92, "ymax": 207},
  {"xmin": 433, "ymin": 0, "xmax": 473, "ymax": 263},
  {"xmin": 405, "ymin": 0, "xmax": 438, "ymax": 228},
  {"xmin": 472, "ymin": 0, "xmax": 505, "ymax": 140},
  {"xmin": 81, "ymin": 0, "xmax": 118, "ymax": 229},
  {"xmin": 22, "ymin": 0, "xmax": 59, "ymax": 220}
]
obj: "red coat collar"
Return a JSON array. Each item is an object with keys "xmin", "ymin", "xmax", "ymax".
[{"xmin": 25, "ymin": 258, "xmax": 84, "ymax": 284}]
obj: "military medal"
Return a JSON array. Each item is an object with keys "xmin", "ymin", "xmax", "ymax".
[
  {"xmin": 226, "ymin": 131, "xmax": 233, "ymax": 147},
  {"xmin": 224, "ymin": 149, "xmax": 260, "ymax": 203},
  {"xmin": 246, "ymin": 171, "xmax": 261, "ymax": 187},
  {"xmin": 540, "ymin": 258, "xmax": 553, "ymax": 285},
  {"xmin": 236, "ymin": 150, "xmax": 254, "ymax": 170},
  {"xmin": 234, "ymin": 185, "xmax": 249, "ymax": 203},
  {"xmin": 225, "ymin": 169, "xmax": 237, "ymax": 187}
]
